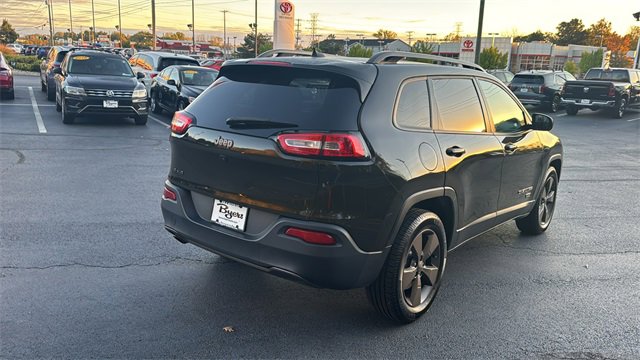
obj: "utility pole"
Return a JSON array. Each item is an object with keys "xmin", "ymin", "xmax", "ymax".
[
  {"xmin": 151, "ymin": 0, "xmax": 156, "ymax": 50},
  {"xmin": 67, "ymin": 0, "xmax": 73, "ymax": 43},
  {"xmin": 221, "ymin": 10, "xmax": 228, "ymax": 58},
  {"xmin": 46, "ymin": 0, "xmax": 54, "ymax": 45},
  {"xmin": 309, "ymin": 13, "xmax": 319, "ymax": 48},
  {"xmin": 474, "ymin": 0, "xmax": 485, "ymax": 64},
  {"xmin": 254, "ymin": 0, "xmax": 258, "ymax": 57},
  {"xmin": 91, "ymin": 0, "xmax": 96, "ymax": 43},
  {"xmin": 455, "ymin": 22, "xmax": 463, "ymax": 39},
  {"xmin": 295, "ymin": 19, "xmax": 301, "ymax": 49},
  {"xmin": 117, "ymin": 0, "xmax": 122, "ymax": 46},
  {"xmin": 233, "ymin": 36, "xmax": 237, "ymax": 57},
  {"xmin": 634, "ymin": 11, "xmax": 640, "ymax": 69},
  {"xmin": 191, "ymin": 0, "xmax": 195, "ymax": 53},
  {"xmin": 406, "ymin": 31, "xmax": 414, "ymax": 47},
  {"xmin": 51, "ymin": 0, "xmax": 55, "ymax": 42}
]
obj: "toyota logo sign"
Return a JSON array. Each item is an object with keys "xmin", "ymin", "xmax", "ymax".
[
  {"xmin": 463, "ymin": 40, "xmax": 474, "ymax": 49},
  {"xmin": 280, "ymin": 1, "xmax": 293, "ymax": 14}
]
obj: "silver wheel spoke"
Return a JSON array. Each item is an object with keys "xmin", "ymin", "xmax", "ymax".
[
  {"xmin": 421, "ymin": 265, "xmax": 438, "ymax": 286},
  {"xmin": 422, "ymin": 233, "xmax": 439, "ymax": 258},
  {"xmin": 402, "ymin": 267, "xmax": 418, "ymax": 290},
  {"xmin": 411, "ymin": 234, "xmax": 422, "ymax": 255},
  {"xmin": 409, "ymin": 276, "xmax": 422, "ymax": 306},
  {"xmin": 546, "ymin": 191, "xmax": 555, "ymax": 203}
]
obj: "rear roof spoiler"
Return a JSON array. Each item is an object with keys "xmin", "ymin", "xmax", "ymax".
[
  {"xmin": 367, "ymin": 51, "xmax": 485, "ymax": 72},
  {"xmin": 258, "ymin": 49, "xmax": 327, "ymax": 58}
]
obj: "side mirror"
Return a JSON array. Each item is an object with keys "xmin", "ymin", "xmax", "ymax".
[
  {"xmin": 167, "ymin": 79, "xmax": 177, "ymax": 86},
  {"xmin": 52, "ymin": 67, "xmax": 63, "ymax": 75},
  {"xmin": 136, "ymin": 72, "xmax": 145, "ymax": 79},
  {"xmin": 531, "ymin": 113, "xmax": 554, "ymax": 131}
]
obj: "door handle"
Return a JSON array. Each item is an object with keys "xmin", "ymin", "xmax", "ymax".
[
  {"xmin": 446, "ymin": 146, "xmax": 466, "ymax": 157},
  {"xmin": 504, "ymin": 143, "xmax": 518, "ymax": 153}
]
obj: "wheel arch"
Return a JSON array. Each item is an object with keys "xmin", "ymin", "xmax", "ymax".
[{"xmin": 549, "ymin": 154, "xmax": 562, "ymax": 179}]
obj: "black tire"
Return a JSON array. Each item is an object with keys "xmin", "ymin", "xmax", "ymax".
[
  {"xmin": 516, "ymin": 167, "xmax": 559, "ymax": 235},
  {"xmin": 612, "ymin": 97, "xmax": 626, "ymax": 119},
  {"xmin": 55, "ymin": 94, "xmax": 62, "ymax": 112},
  {"xmin": 366, "ymin": 209, "xmax": 447, "ymax": 324},
  {"xmin": 61, "ymin": 98, "xmax": 75, "ymax": 124},
  {"xmin": 566, "ymin": 105, "xmax": 578, "ymax": 116},
  {"xmin": 46, "ymin": 82, "xmax": 55, "ymax": 101},
  {"xmin": 134, "ymin": 115, "xmax": 148, "ymax": 125},
  {"xmin": 41, "ymin": 81, "xmax": 46, "ymax": 92},
  {"xmin": 150, "ymin": 92, "xmax": 162, "ymax": 114},
  {"xmin": 547, "ymin": 95, "xmax": 561, "ymax": 113}
]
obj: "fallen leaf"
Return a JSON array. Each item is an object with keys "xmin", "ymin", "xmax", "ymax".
[{"xmin": 223, "ymin": 326, "xmax": 235, "ymax": 333}]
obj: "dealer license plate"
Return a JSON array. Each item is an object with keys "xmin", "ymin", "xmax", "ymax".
[
  {"xmin": 103, "ymin": 100, "xmax": 118, "ymax": 108},
  {"xmin": 520, "ymin": 88, "xmax": 528, "ymax": 93},
  {"xmin": 211, "ymin": 199, "xmax": 249, "ymax": 231},
  {"xmin": 580, "ymin": 99, "xmax": 590, "ymax": 104}
]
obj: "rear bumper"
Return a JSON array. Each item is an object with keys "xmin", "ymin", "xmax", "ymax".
[
  {"xmin": 161, "ymin": 181, "xmax": 388, "ymax": 289},
  {"xmin": 561, "ymin": 98, "xmax": 615, "ymax": 108},
  {"xmin": 514, "ymin": 93, "xmax": 548, "ymax": 106}
]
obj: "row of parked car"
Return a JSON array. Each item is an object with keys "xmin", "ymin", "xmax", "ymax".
[{"xmin": 36, "ymin": 47, "xmax": 219, "ymax": 124}]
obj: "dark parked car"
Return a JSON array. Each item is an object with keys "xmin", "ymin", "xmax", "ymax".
[
  {"xmin": 200, "ymin": 59, "xmax": 224, "ymax": 71},
  {"xmin": 129, "ymin": 51, "xmax": 200, "ymax": 97},
  {"xmin": 41, "ymin": 46, "xmax": 73, "ymax": 101},
  {"xmin": 509, "ymin": 70, "xmax": 576, "ymax": 113},
  {"xmin": 36, "ymin": 46, "xmax": 51, "ymax": 59},
  {"xmin": 0, "ymin": 53, "xmax": 15, "ymax": 100},
  {"xmin": 150, "ymin": 66, "xmax": 218, "ymax": 115},
  {"xmin": 561, "ymin": 67, "xmax": 640, "ymax": 118},
  {"xmin": 53, "ymin": 50, "xmax": 148, "ymax": 125},
  {"xmin": 161, "ymin": 51, "xmax": 562, "ymax": 323}
]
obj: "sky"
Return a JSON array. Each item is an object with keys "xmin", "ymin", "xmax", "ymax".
[{"xmin": 4, "ymin": 0, "xmax": 639, "ymax": 45}]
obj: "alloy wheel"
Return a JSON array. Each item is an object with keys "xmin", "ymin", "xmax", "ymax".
[
  {"xmin": 618, "ymin": 98, "xmax": 626, "ymax": 118},
  {"xmin": 401, "ymin": 229, "xmax": 441, "ymax": 311},
  {"xmin": 538, "ymin": 175, "xmax": 557, "ymax": 227}
]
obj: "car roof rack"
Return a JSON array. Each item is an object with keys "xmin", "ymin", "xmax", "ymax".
[
  {"xmin": 258, "ymin": 49, "xmax": 327, "ymax": 58},
  {"xmin": 367, "ymin": 51, "xmax": 485, "ymax": 72}
]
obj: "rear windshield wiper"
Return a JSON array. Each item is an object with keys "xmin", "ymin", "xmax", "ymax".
[{"xmin": 226, "ymin": 117, "xmax": 298, "ymax": 129}]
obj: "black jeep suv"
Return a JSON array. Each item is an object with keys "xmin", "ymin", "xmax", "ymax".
[{"xmin": 161, "ymin": 51, "xmax": 562, "ymax": 323}]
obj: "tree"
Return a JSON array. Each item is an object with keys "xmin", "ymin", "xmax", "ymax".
[
  {"xmin": 579, "ymin": 49, "xmax": 603, "ymax": 74},
  {"xmin": 605, "ymin": 33, "xmax": 632, "ymax": 68},
  {"xmin": 164, "ymin": 32, "xmax": 187, "ymax": 40},
  {"xmin": 129, "ymin": 31, "xmax": 153, "ymax": 48},
  {"xmin": 237, "ymin": 30, "xmax": 273, "ymax": 58},
  {"xmin": 478, "ymin": 46, "xmax": 508, "ymax": 70},
  {"xmin": 514, "ymin": 30, "xmax": 550, "ymax": 42},
  {"xmin": 555, "ymin": 18, "xmax": 587, "ymax": 46},
  {"xmin": 563, "ymin": 61, "xmax": 579, "ymax": 76},
  {"xmin": 0, "ymin": 19, "xmax": 18, "ymax": 44},
  {"xmin": 373, "ymin": 29, "xmax": 397, "ymax": 40},
  {"xmin": 347, "ymin": 44, "xmax": 372, "ymax": 58},
  {"xmin": 587, "ymin": 18, "xmax": 612, "ymax": 47},
  {"xmin": 318, "ymin": 34, "xmax": 344, "ymax": 55},
  {"xmin": 412, "ymin": 40, "xmax": 433, "ymax": 54}
]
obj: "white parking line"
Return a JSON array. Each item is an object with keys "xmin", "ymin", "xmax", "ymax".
[
  {"xmin": 627, "ymin": 118, "xmax": 640, "ymax": 122},
  {"xmin": 28, "ymin": 86, "xmax": 47, "ymax": 134},
  {"xmin": 149, "ymin": 114, "xmax": 170, "ymax": 129},
  {"xmin": 0, "ymin": 103, "xmax": 55, "ymax": 107}
]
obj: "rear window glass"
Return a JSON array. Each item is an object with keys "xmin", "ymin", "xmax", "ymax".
[
  {"xmin": 395, "ymin": 79, "xmax": 430, "ymax": 130},
  {"xmin": 159, "ymin": 58, "xmax": 199, "ymax": 71},
  {"xmin": 188, "ymin": 65, "xmax": 362, "ymax": 136},
  {"xmin": 181, "ymin": 69, "xmax": 218, "ymax": 86},
  {"xmin": 584, "ymin": 69, "xmax": 629, "ymax": 82},
  {"xmin": 511, "ymin": 75, "xmax": 544, "ymax": 84},
  {"xmin": 55, "ymin": 51, "xmax": 69, "ymax": 62}
]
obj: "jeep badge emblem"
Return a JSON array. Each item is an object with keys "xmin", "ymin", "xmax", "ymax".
[{"xmin": 212, "ymin": 136, "xmax": 234, "ymax": 149}]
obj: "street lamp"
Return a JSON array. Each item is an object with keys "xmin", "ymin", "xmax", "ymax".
[
  {"xmin": 89, "ymin": 26, "xmax": 94, "ymax": 44},
  {"xmin": 488, "ymin": 32, "xmax": 499, "ymax": 47}
]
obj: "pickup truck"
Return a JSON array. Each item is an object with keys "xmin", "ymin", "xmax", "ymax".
[{"xmin": 561, "ymin": 67, "xmax": 640, "ymax": 118}]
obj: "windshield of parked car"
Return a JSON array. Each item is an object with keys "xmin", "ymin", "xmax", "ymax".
[
  {"xmin": 68, "ymin": 55, "xmax": 134, "ymax": 77},
  {"xmin": 159, "ymin": 58, "xmax": 199, "ymax": 71},
  {"xmin": 181, "ymin": 69, "xmax": 218, "ymax": 86},
  {"xmin": 584, "ymin": 69, "xmax": 629, "ymax": 82},
  {"xmin": 511, "ymin": 75, "xmax": 544, "ymax": 84}
]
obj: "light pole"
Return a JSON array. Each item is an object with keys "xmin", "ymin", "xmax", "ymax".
[
  {"xmin": 233, "ymin": 36, "xmax": 237, "ymax": 57},
  {"xmin": 474, "ymin": 0, "xmax": 486, "ymax": 64},
  {"xmin": 91, "ymin": 0, "xmax": 96, "ymax": 44},
  {"xmin": 117, "ymin": 0, "xmax": 122, "ymax": 47},
  {"xmin": 488, "ymin": 32, "xmax": 499, "ymax": 47},
  {"xmin": 191, "ymin": 0, "xmax": 195, "ymax": 53},
  {"xmin": 221, "ymin": 10, "xmax": 228, "ymax": 58},
  {"xmin": 89, "ymin": 26, "xmax": 94, "ymax": 45},
  {"xmin": 151, "ymin": 0, "xmax": 156, "ymax": 50},
  {"xmin": 254, "ymin": 0, "xmax": 258, "ymax": 57},
  {"xmin": 115, "ymin": 25, "xmax": 120, "ymax": 47},
  {"xmin": 634, "ymin": 11, "xmax": 640, "ymax": 69},
  {"xmin": 67, "ymin": 0, "xmax": 73, "ymax": 44}
]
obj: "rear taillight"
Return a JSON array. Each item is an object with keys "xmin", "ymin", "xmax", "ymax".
[
  {"xmin": 171, "ymin": 111, "xmax": 194, "ymax": 135},
  {"xmin": 162, "ymin": 186, "xmax": 177, "ymax": 201},
  {"xmin": 539, "ymin": 85, "xmax": 546, "ymax": 93},
  {"xmin": 276, "ymin": 133, "xmax": 368, "ymax": 159},
  {"xmin": 608, "ymin": 85, "xmax": 615, "ymax": 97},
  {"xmin": 285, "ymin": 227, "xmax": 337, "ymax": 245}
]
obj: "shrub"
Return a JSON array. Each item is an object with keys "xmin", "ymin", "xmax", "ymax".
[{"xmin": 4, "ymin": 53, "xmax": 41, "ymax": 72}]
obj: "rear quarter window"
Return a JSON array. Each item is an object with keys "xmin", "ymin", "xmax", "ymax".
[{"xmin": 394, "ymin": 78, "xmax": 430, "ymax": 130}]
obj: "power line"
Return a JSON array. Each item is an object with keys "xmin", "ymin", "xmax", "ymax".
[{"xmin": 309, "ymin": 13, "xmax": 319, "ymax": 47}]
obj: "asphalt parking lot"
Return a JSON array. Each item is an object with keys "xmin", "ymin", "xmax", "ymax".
[{"xmin": 1, "ymin": 74, "xmax": 639, "ymax": 359}]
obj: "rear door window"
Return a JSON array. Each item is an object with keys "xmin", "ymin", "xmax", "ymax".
[
  {"xmin": 159, "ymin": 58, "xmax": 199, "ymax": 71},
  {"xmin": 432, "ymin": 78, "xmax": 485, "ymax": 132},
  {"xmin": 395, "ymin": 78, "xmax": 430, "ymax": 130},
  {"xmin": 188, "ymin": 65, "xmax": 363, "ymax": 137}
]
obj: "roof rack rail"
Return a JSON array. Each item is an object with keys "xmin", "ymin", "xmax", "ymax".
[
  {"xmin": 367, "ymin": 51, "xmax": 485, "ymax": 72},
  {"xmin": 258, "ymin": 49, "xmax": 326, "ymax": 58}
]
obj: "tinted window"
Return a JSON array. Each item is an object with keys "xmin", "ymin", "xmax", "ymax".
[
  {"xmin": 68, "ymin": 55, "xmax": 134, "ymax": 77},
  {"xmin": 188, "ymin": 66, "xmax": 362, "ymax": 137},
  {"xmin": 479, "ymin": 80, "xmax": 526, "ymax": 133},
  {"xmin": 55, "ymin": 50, "xmax": 69, "ymax": 63},
  {"xmin": 584, "ymin": 69, "xmax": 629, "ymax": 82},
  {"xmin": 511, "ymin": 75, "xmax": 544, "ymax": 84},
  {"xmin": 564, "ymin": 72, "xmax": 576, "ymax": 81},
  {"xmin": 504, "ymin": 72, "xmax": 514, "ymax": 83},
  {"xmin": 181, "ymin": 68, "xmax": 217, "ymax": 86},
  {"xmin": 159, "ymin": 58, "xmax": 199, "ymax": 71},
  {"xmin": 395, "ymin": 79, "xmax": 430, "ymax": 130},
  {"xmin": 432, "ymin": 78, "xmax": 485, "ymax": 132}
]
